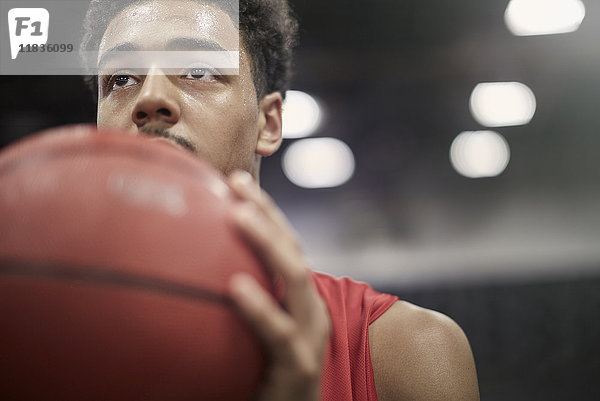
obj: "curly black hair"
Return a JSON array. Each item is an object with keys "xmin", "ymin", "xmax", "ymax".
[{"xmin": 80, "ymin": 0, "xmax": 298, "ymax": 100}]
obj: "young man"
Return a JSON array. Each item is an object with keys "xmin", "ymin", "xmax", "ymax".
[{"xmin": 81, "ymin": 1, "xmax": 480, "ymax": 400}]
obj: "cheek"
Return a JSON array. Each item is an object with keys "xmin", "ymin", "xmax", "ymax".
[
  {"xmin": 185, "ymin": 99, "xmax": 258, "ymax": 172},
  {"xmin": 97, "ymin": 98, "xmax": 134, "ymax": 129},
  {"xmin": 228, "ymin": 97, "xmax": 260, "ymax": 152},
  {"xmin": 185, "ymin": 92, "xmax": 258, "ymax": 146}
]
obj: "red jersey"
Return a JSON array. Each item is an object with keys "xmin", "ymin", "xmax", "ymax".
[{"xmin": 310, "ymin": 271, "xmax": 398, "ymax": 401}]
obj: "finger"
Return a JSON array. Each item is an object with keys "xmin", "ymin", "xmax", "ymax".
[
  {"xmin": 227, "ymin": 171, "xmax": 323, "ymax": 326},
  {"xmin": 229, "ymin": 274, "xmax": 325, "ymax": 381},
  {"xmin": 228, "ymin": 170, "xmax": 295, "ymax": 236},
  {"xmin": 229, "ymin": 273, "xmax": 297, "ymax": 354},
  {"xmin": 232, "ymin": 203, "xmax": 320, "ymax": 325}
]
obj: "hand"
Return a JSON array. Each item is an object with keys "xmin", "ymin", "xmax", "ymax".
[{"xmin": 227, "ymin": 170, "xmax": 331, "ymax": 401}]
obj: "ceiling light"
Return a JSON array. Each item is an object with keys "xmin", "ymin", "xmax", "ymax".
[
  {"xmin": 470, "ymin": 82, "xmax": 536, "ymax": 127},
  {"xmin": 450, "ymin": 131, "xmax": 511, "ymax": 178},
  {"xmin": 282, "ymin": 138, "xmax": 355, "ymax": 188},
  {"xmin": 505, "ymin": 0, "xmax": 585, "ymax": 36},
  {"xmin": 282, "ymin": 90, "xmax": 323, "ymax": 139}
]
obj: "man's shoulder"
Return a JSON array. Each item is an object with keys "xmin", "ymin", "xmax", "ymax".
[
  {"xmin": 309, "ymin": 270, "xmax": 398, "ymax": 321},
  {"xmin": 369, "ymin": 301, "xmax": 480, "ymax": 401}
]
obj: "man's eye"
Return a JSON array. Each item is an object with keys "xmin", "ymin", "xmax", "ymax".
[
  {"xmin": 184, "ymin": 67, "xmax": 217, "ymax": 81},
  {"xmin": 111, "ymin": 75, "xmax": 137, "ymax": 90}
]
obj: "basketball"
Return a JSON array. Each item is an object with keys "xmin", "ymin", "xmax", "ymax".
[{"xmin": 0, "ymin": 126, "xmax": 272, "ymax": 400}]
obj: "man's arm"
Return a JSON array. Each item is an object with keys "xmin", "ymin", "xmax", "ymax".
[{"xmin": 369, "ymin": 301, "xmax": 480, "ymax": 401}]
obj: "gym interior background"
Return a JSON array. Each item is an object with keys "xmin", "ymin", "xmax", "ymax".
[{"xmin": 1, "ymin": 0, "xmax": 598, "ymax": 399}]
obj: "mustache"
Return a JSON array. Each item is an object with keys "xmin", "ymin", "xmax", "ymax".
[{"xmin": 139, "ymin": 127, "xmax": 197, "ymax": 153}]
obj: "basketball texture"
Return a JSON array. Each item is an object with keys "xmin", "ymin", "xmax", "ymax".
[{"xmin": 0, "ymin": 125, "xmax": 272, "ymax": 400}]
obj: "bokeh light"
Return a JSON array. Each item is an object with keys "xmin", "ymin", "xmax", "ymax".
[
  {"xmin": 282, "ymin": 90, "xmax": 323, "ymax": 139},
  {"xmin": 282, "ymin": 138, "xmax": 355, "ymax": 188},
  {"xmin": 470, "ymin": 82, "xmax": 536, "ymax": 127},
  {"xmin": 450, "ymin": 131, "xmax": 511, "ymax": 178},
  {"xmin": 505, "ymin": 0, "xmax": 585, "ymax": 36}
]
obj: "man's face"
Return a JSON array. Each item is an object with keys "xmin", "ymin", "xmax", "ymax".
[{"xmin": 96, "ymin": 0, "xmax": 281, "ymax": 176}]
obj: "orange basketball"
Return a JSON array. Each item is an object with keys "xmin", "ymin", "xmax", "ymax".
[{"xmin": 0, "ymin": 125, "xmax": 271, "ymax": 400}]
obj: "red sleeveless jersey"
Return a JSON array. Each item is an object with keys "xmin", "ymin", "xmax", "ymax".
[{"xmin": 310, "ymin": 271, "xmax": 398, "ymax": 401}]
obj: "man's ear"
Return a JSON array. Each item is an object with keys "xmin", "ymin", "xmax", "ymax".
[{"xmin": 256, "ymin": 92, "xmax": 283, "ymax": 157}]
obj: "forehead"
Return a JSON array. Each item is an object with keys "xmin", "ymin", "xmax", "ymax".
[{"xmin": 99, "ymin": 0, "xmax": 239, "ymax": 53}]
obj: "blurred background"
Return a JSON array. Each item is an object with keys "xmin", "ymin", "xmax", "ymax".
[{"xmin": 1, "ymin": 0, "xmax": 599, "ymax": 399}]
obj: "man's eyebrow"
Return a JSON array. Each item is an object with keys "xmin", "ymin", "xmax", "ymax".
[
  {"xmin": 97, "ymin": 38, "xmax": 229, "ymax": 71},
  {"xmin": 97, "ymin": 42, "xmax": 139, "ymax": 71},
  {"xmin": 165, "ymin": 37, "xmax": 228, "ymax": 52}
]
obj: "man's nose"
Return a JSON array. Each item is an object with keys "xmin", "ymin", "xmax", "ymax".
[{"xmin": 131, "ymin": 73, "xmax": 181, "ymax": 127}]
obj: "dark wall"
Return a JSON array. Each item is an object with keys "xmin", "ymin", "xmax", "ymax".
[{"xmin": 0, "ymin": 76, "xmax": 96, "ymax": 149}]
